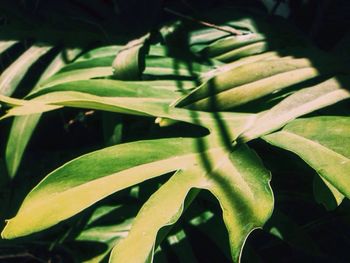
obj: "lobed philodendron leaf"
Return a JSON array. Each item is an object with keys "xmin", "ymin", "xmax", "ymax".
[
  {"xmin": 263, "ymin": 116, "xmax": 350, "ymax": 200},
  {"xmin": 0, "ymin": 118, "xmax": 273, "ymax": 262},
  {"xmin": 110, "ymin": 143, "xmax": 273, "ymax": 263}
]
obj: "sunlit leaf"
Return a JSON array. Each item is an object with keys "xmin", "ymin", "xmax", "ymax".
[
  {"xmin": 0, "ymin": 40, "xmax": 18, "ymax": 55},
  {"xmin": 0, "ymin": 44, "xmax": 52, "ymax": 96},
  {"xmin": 241, "ymin": 77, "xmax": 350, "ymax": 141},
  {"xmin": 5, "ymin": 48, "xmax": 82, "ymax": 178},
  {"xmin": 110, "ymin": 143, "xmax": 273, "ymax": 263},
  {"xmin": 263, "ymin": 116, "xmax": 350, "ymax": 199},
  {"xmin": 0, "ymin": 137, "xmax": 213, "ymax": 238},
  {"xmin": 112, "ymin": 34, "xmax": 150, "ymax": 80}
]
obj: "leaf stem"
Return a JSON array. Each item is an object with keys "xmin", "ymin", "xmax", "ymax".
[{"xmin": 164, "ymin": 8, "xmax": 243, "ymax": 35}]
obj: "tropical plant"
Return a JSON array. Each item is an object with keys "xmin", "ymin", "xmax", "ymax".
[{"xmin": 0, "ymin": 5, "xmax": 349, "ymax": 263}]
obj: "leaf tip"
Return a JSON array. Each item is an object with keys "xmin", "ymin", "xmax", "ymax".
[{"xmin": 1, "ymin": 220, "xmax": 14, "ymax": 239}]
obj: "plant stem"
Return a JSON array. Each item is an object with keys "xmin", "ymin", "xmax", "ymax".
[{"xmin": 164, "ymin": 8, "xmax": 243, "ymax": 35}]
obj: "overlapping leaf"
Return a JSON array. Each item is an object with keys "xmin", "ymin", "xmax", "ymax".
[
  {"xmin": 263, "ymin": 117, "xmax": 350, "ymax": 199},
  {"xmin": 5, "ymin": 48, "xmax": 82, "ymax": 177},
  {"xmin": 241, "ymin": 77, "xmax": 350, "ymax": 141},
  {"xmin": 0, "ymin": 44, "xmax": 52, "ymax": 96},
  {"xmin": 1, "ymin": 7, "xmax": 350, "ymax": 263},
  {"xmin": 2, "ymin": 134, "xmax": 273, "ymax": 263}
]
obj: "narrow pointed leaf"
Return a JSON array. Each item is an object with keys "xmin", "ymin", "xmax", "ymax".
[
  {"xmin": 0, "ymin": 44, "xmax": 52, "ymax": 96},
  {"xmin": 58, "ymin": 56, "xmax": 114, "ymax": 73},
  {"xmin": 201, "ymin": 33, "xmax": 265, "ymax": 57},
  {"xmin": 0, "ymin": 91, "xmax": 256, "ymax": 140},
  {"xmin": 144, "ymin": 56, "xmax": 211, "ymax": 77},
  {"xmin": 38, "ymin": 67, "xmax": 113, "ymax": 89},
  {"xmin": 76, "ymin": 46, "xmax": 123, "ymax": 62},
  {"xmin": 28, "ymin": 79, "xmax": 178, "ymax": 100},
  {"xmin": 5, "ymin": 114, "xmax": 41, "ymax": 178},
  {"xmin": 36, "ymin": 48, "xmax": 83, "ymax": 84},
  {"xmin": 0, "ymin": 40, "xmax": 17, "ymax": 55},
  {"xmin": 175, "ymin": 58, "xmax": 318, "ymax": 109},
  {"xmin": 6, "ymin": 48, "xmax": 82, "ymax": 178},
  {"xmin": 214, "ymin": 41, "xmax": 269, "ymax": 62},
  {"xmin": 241, "ymin": 77, "xmax": 350, "ymax": 141}
]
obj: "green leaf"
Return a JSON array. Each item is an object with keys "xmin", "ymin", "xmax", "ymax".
[
  {"xmin": 58, "ymin": 56, "xmax": 114, "ymax": 73},
  {"xmin": 0, "ymin": 137, "xmax": 207, "ymax": 238},
  {"xmin": 110, "ymin": 143, "xmax": 273, "ymax": 263},
  {"xmin": 28, "ymin": 79, "xmax": 178, "ymax": 100},
  {"xmin": 75, "ymin": 204, "xmax": 134, "ymax": 263},
  {"xmin": 5, "ymin": 48, "xmax": 82, "ymax": 178},
  {"xmin": 130, "ymin": 80, "xmax": 196, "ymax": 93},
  {"xmin": 241, "ymin": 77, "xmax": 350, "ymax": 141},
  {"xmin": 263, "ymin": 116, "xmax": 350, "ymax": 199},
  {"xmin": 37, "ymin": 67, "xmax": 113, "ymax": 89},
  {"xmin": 313, "ymin": 176, "xmax": 344, "ymax": 211},
  {"xmin": 5, "ymin": 114, "xmax": 41, "ymax": 178},
  {"xmin": 200, "ymin": 51, "xmax": 283, "ymax": 80},
  {"xmin": 109, "ymin": 168, "xmax": 203, "ymax": 263},
  {"xmin": 201, "ymin": 33, "xmax": 266, "ymax": 57},
  {"xmin": 214, "ymin": 41, "xmax": 269, "ymax": 62},
  {"xmin": 203, "ymin": 144, "xmax": 273, "ymax": 261},
  {"xmin": 112, "ymin": 34, "xmax": 150, "ymax": 80},
  {"xmin": 176, "ymin": 58, "xmax": 321, "ymax": 110},
  {"xmin": 0, "ymin": 40, "xmax": 18, "ymax": 54},
  {"xmin": 76, "ymin": 46, "xmax": 123, "ymax": 62},
  {"xmin": 76, "ymin": 45, "xmax": 169, "ymax": 62},
  {"xmin": 0, "ymin": 90, "xmax": 256, "ymax": 140},
  {"xmin": 144, "ymin": 56, "xmax": 211, "ymax": 77},
  {"xmin": 36, "ymin": 48, "xmax": 83, "ymax": 84},
  {"xmin": 0, "ymin": 44, "xmax": 52, "ymax": 96},
  {"xmin": 102, "ymin": 113, "xmax": 123, "ymax": 146}
]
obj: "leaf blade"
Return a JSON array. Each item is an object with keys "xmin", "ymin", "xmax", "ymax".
[
  {"xmin": 263, "ymin": 117, "xmax": 350, "ymax": 198},
  {"xmin": 0, "ymin": 44, "xmax": 52, "ymax": 96},
  {"xmin": 1, "ymin": 138, "xmax": 203, "ymax": 239},
  {"xmin": 241, "ymin": 77, "xmax": 350, "ymax": 141}
]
